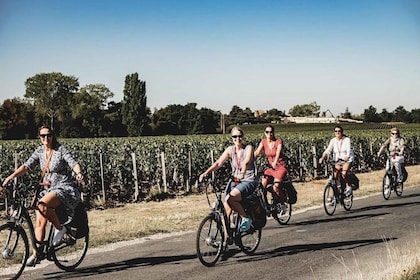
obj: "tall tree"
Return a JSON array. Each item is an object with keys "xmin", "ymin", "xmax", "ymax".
[
  {"xmin": 24, "ymin": 72, "xmax": 79, "ymax": 133},
  {"xmin": 122, "ymin": 73, "xmax": 148, "ymax": 136}
]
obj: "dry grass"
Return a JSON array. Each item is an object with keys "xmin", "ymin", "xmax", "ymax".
[{"xmin": 87, "ymin": 165, "xmax": 420, "ymax": 279}]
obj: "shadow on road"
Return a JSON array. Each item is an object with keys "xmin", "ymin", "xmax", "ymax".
[
  {"xmin": 240, "ymin": 237, "xmax": 397, "ymax": 263},
  {"xmin": 37, "ymin": 253, "xmax": 198, "ymax": 279}
]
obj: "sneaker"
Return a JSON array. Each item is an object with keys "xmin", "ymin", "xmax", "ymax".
[
  {"xmin": 345, "ymin": 186, "xmax": 353, "ymax": 196},
  {"xmin": 240, "ymin": 217, "xmax": 252, "ymax": 232},
  {"xmin": 279, "ymin": 204, "xmax": 287, "ymax": 215},
  {"xmin": 53, "ymin": 226, "xmax": 67, "ymax": 246},
  {"xmin": 26, "ymin": 254, "xmax": 40, "ymax": 267}
]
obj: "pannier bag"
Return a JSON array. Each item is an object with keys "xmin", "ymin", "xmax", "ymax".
[
  {"xmin": 402, "ymin": 165, "xmax": 408, "ymax": 182},
  {"xmin": 348, "ymin": 173, "xmax": 359, "ymax": 190},
  {"xmin": 283, "ymin": 181, "xmax": 297, "ymax": 204},
  {"xmin": 247, "ymin": 193, "xmax": 267, "ymax": 230},
  {"xmin": 68, "ymin": 202, "xmax": 90, "ymax": 239}
]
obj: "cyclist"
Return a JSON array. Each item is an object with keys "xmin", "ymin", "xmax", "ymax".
[
  {"xmin": 319, "ymin": 125, "xmax": 354, "ymax": 196},
  {"xmin": 377, "ymin": 127, "xmax": 406, "ymax": 183},
  {"xmin": 1, "ymin": 125, "xmax": 84, "ymax": 266},
  {"xmin": 199, "ymin": 126, "xmax": 258, "ymax": 232},
  {"xmin": 254, "ymin": 125, "xmax": 288, "ymax": 214}
]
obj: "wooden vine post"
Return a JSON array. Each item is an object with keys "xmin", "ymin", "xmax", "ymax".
[
  {"xmin": 161, "ymin": 152, "xmax": 167, "ymax": 193},
  {"xmin": 131, "ymin": 152, "xmax": 139, "ymax": 202}
]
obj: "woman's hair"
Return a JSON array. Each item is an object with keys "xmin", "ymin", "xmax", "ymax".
[
  {"xmin": 38, "ymin": 125, "xmax": 59, "ymax": 148},
  {"xmin": 230, "ymin": 126, "xmax": 244, "ymax": 136}
]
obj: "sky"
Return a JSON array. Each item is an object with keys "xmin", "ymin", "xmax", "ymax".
[{"xmin": 1, "ymin": 0, "xmax": 419, "ymax": 117}]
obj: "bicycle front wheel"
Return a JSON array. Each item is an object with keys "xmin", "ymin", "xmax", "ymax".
[
  {"xmin": 52, "ymin": 229, "xmax": 89, "ymax": 271},
  {"xmin": 272, "ymin": 200, "xmax": 292, "ymax": 225},
  {"xmin": 382, "ymin": 174, "xmax": 391, "ymax": 200},
  {"xmin": 0, "ymin": 222, "xmax": 29, "ymax": 280},
  {"xmin": 323, "ymin": 183, "xmax": 337, "ymax": 216},
  {"xmin": 196, "ymin": 213, "xmax": 223, "ymax": 267},
  {"xmin": 237, "ymin": 227, "xmax": 262, "ymax": 255},
  {"xmin": 342, "ymin": 191, "xmax": 353, "ymax": 211},
  {"xmin": 395, "ymin": 182, "xmax": 403, "ymax": 197}
]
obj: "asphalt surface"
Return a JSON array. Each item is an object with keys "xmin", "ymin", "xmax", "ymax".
[{"xmin": 17, "ymin": 185, "xmax": 420, "ymax": 280}]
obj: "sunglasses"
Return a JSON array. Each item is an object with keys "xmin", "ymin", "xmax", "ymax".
[
  {"xmin": 39, "ymin": 134, "xmax": 52, "ymax": 138},
  {"xmin": 231, "ymin": 135, "xmax": 243, "ymax": 139},
  {"xmin": 391, "ymin": 132, "xmax": 398, "ymax": 135},
  {"xmin": 334, "ymin": 130, "xmax": 342, "ymax": 133},
  {"xmin": 265, "ymin": 131, "xmax": 273, "ymax": 134}
]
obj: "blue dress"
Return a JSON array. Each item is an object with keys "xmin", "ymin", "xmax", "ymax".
[{"xmin": 25, "ymin": 144, "xmax": 81, "ymax": 222}]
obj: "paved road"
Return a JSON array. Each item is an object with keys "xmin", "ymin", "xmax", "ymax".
[{"xmin": 20, "ymin": 185, "xmax": 420, "ymax": 280}]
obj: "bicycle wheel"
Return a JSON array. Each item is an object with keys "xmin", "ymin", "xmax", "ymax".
[
  {"xmin": 0, "ymin": 223, "xmax": 29, "ymax": 280},
  {"xmin": 272, "ymin": 200, "xmax": 292, "ymax": 225},
  {"xmin": 342, "ymin": 190, "xmax": 353, "ymax": 211},
  {"xmin": 323, "ymin": 183, "xmax": 337, "ymax": 216},
  {"xmin": 237, "ymin": 226, "xmax": 262, "ymax": 255},
  {"xmin": 395, "ymin": 182, "xmax": 403, "ymax": 197},
  {"xmin": 382, "ymin": 174, "xmax": 391, "ymax": 200},
  {"xmin": 52, "ymin": 228, "xmax": 89, "ymax": 271},
  {"xmin": 196, "ymin": 213, "xmax": 223, "ymax": 267}
]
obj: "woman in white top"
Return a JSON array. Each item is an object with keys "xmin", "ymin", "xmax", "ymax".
[{"xmin": 319, "ymin": 125, "xmax": 354, "ymax": 195}]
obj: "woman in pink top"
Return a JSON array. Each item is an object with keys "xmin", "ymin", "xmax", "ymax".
[{"xmin": 254, "ymin": 125, "xmax": 288, "ymax": 205}]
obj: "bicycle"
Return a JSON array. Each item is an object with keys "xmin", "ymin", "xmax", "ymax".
[
  {"xmin": 322, "ymin": 160, "xmax": 354, "ymax": 216},
  {"xmin": 195, "ymin": 178, "xmax": 262, "ymax": 267},
  {"xmin": 382, "ymin": 156, "xmax": 404, "ymax": 200},
  {"xmin": 0, "ymin": 181, "xmax": 89, "ymax": 280},
  {"xmin": 257, "ymin": 166, "xmax": 293, "ymax": 225}
]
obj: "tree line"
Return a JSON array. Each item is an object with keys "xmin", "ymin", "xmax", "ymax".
[{"xmin": 1, "ymin": 72, "xmax": 419, "ymax": 140}]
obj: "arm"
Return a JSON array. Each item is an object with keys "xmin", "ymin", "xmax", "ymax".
[
  {"xmin": 254, "ymin": 140, "xmax": 264, "ymax": 158},
  {"xmin": 377, "ymin": 138, "xmax": 390, "ymax": 157},
  {"xmin": 2, "ymin": 164, "xmax": 29, "ymax": 187},
  {"xmin": 319, "ymin": 139, "xmax": 334, "ymax": 164},
  {"xmin": 199, "ymin": 147, "xmax": 230, "ymax": 182},
  {"xmin": 398, "ymin": 138, "xmax": 405, "ymax": 156}
]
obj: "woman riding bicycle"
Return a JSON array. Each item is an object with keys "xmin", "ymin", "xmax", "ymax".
[
  {"xmin": 254, "ymin": 125, "xmax": 288, "ymax": 214},
  {"xmin": 319, "ymin": 125, "xmax": 354, "ymax": 196},
  {"xmin": 377, "ymin": 127, "xmax": 406, "ymax": 183},
  {"xmin": 1, "ymin": 125, "xmax": 84, "ymax": 266},
  {"xmin": 199, "ymin": 126, "xmax": 257, "ymax": 232}
]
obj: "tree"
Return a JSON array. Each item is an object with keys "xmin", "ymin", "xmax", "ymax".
[
  {"xmin": 362, "ymin": 105, "xmax": 380, "ymax": 122},
  {"xmin": 24, "ymin": 72, "xmax": 79, "ymax": 132},
  {"xmin": 71, "ymin": 84, "xmax": 114, "ymax": 137},
  {"xmin": 121, "ymin": 73, "xmax": 148, "ymax": 136},
  {"xmin": 288, "ymin": 101, "xmax": 320, "ymax": 117},
  {"xmin": 0, "ymin": 98, "xmax": 36, "ymax": 139},
  {"xmin": 409, "ymin": 108, "xmax": 420, "ymax": 123},
  {"xmin": 392, "ymin": 106, "xmax": 410, "ymax": 122},
  {"xmin": 378, "ymin": 108, "xmax": 392, "ymax": 123}
]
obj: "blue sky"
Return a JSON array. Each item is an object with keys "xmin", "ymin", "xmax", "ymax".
[{"xmin": 1, "ymin": 0, "xmax": 419, "ymax": 116}]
